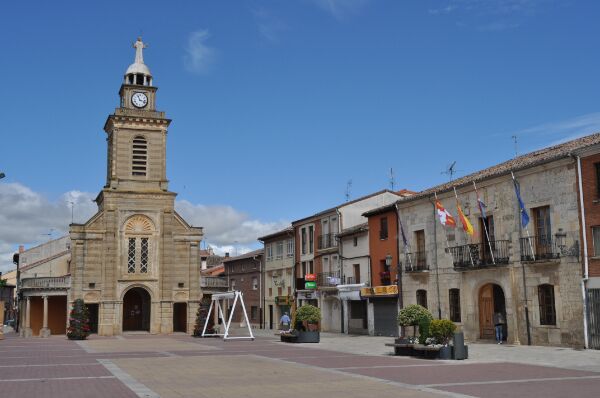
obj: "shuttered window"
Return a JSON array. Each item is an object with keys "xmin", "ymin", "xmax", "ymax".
[
  {"xmin": 132, "ymin": 136, "xmax": 148, "ymax": 176},
  {"xmin": 538, "ymin": 284, "xmax": 556, "ymax": 325}
]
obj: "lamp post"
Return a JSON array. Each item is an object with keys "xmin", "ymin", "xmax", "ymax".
[{"xmin": 0, "ymin": 172, "xmax": 5, "ymax": 179}]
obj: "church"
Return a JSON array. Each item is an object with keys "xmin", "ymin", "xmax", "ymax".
[{"xmin": 68, "ymin": 38, "xmax": 204, "ymax": 335}]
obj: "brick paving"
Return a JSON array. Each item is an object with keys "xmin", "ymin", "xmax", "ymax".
[{"xmin": 1, "ymin": 332, "xmax": 600, "ymax": 398}]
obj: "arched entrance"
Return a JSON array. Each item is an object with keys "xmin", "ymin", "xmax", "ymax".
[
  {"xmin": 123, "ymin": 287, "xmax": 151, "ymax": 331},
  {"xmin": 478, "ymin": 283, "xmax": 506, "ymax": 340}
]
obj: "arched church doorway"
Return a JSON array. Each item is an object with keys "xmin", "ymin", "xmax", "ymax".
[
  {"xmin": 123, "ymin": 287, "xmax": 151, "ymax": 331},
  {"xmin": 478, "ymin": 283, "xmax": 507, "ymax": 340}
]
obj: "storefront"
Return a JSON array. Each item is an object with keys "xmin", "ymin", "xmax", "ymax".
[{"xmin": 361, "ymin": 285, "xmax": 399, "ymax": 337}]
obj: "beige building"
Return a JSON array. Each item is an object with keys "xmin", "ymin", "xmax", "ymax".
[
  {"xmin": 68, "ymin": 38, "xmax": 203, "ymax": 336},
  {"xmin": 259, "ymin": 227, "xmax": 294, "ymax": 330}
]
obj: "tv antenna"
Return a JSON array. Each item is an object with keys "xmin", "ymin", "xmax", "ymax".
[
  {"xmin": 42, "ymin": 228, "xmax": 55, "ymax": 240},
  {"xmin": 345, "ymin": 180, "xmax": 353, "ymax": 202},
  {"xmin": 441, "ymin": 161, "xmax": 460, "ymax": 182},
  {"xmin": 512, "ymin": 135, "xmax": 518, "ymax": 158},
  {"xmin": 389, "ymin": 168, "xmax": 395, "ymax": 191}
]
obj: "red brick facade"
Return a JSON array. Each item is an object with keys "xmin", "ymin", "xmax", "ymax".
[
  {"xmin": 366, "ymin": 207, "xmax": 399, "ymax": 287},
  {"xmin": 580, "ymin": 153, "xmax": 600, "ymax": 277},
  {"xmin": 223, "ymin": 251, "xmax": 263, "ymax": 326}
]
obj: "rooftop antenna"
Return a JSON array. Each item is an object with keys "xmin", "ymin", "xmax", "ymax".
[
  {"xmin": 68, "ymin": 201, "xmax": 75, "ymax": 224},
  {"xmin": 345, "ymin": 180, "xmax": 353, "ymax": 202},
  {"xmin": 512, "ymin": 135, "xmax": 518, "ymax": 158},
  {"xmin": 441, "ymin": 161, "xmax": 459, "ymax": 182},
  {"xmin": 42, "ymin": 228, "xmax": 55, "ymax": 240},
  {"xmin": 389, "ymin": 168, "xmax": 395, "ymax": 191}
]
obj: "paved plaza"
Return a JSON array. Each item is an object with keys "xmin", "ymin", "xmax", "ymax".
[{"xmin": 1, "ymin": 330, "xmax": 600, "ymax": 398}]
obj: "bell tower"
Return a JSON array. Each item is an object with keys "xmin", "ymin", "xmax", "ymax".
[{"xmin": 103, "ymin": 37, "xmax": 171, "ymax": 194}]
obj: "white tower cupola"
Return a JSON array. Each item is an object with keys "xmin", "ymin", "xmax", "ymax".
[{"xmin": 124, "ymin": 37, "xmax": 153, "ymax": 86}]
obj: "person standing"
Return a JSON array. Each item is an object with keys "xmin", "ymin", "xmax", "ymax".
[
  {"xmin": 493, "ymin": 312, "xmax": 505, "ymax": 344},
  {"xmin": 280, "ymin": 312, "xmax": 291, "ymax": 330}
]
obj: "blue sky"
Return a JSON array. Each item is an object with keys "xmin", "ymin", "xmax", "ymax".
[{"xmin": 1, "ymin": 0, "xmax": 600, "ymax": 271}]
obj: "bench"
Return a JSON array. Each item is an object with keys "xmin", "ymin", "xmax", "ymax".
[
  {"xmin": 385, "ymin": 343, "xmax": 414, "ymax": 356},
  {"xmin": 280, "ymin": 333, "xmax": 298, "ymax": 343}
]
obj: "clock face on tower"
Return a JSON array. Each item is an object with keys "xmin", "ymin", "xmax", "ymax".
[{"xmin": 131, "ymin": 92, "xmax": 148, "ymax": 108}]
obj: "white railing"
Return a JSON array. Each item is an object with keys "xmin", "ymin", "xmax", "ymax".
[
  {"xmin": 21, "ymin": 276, "xmax": 71, "ymax": 289},
  {"xmin": 200, "ymin": 276, "xmax": 228, "ymax": 288}
]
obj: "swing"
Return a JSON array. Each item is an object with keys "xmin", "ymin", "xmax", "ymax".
[{"xmin": 201, "ymin": 291, "xmax": 255, "ymax": 341}]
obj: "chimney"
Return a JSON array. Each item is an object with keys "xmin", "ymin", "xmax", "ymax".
[
  {"xmin": 225, "ymin": 252, "xmax": 230, "ymax": 258},
  {"xmin": 19, "ymin": 245, "xmax": 25, "ymax": 253}
]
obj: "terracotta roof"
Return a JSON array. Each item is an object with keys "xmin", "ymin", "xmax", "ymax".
[
  {"xmin": 401, "ymin": 132, "xmax": 600, "ymax": 202},
  {"xmin": 258, "ymin": 226, "xmax": 294, "ymax": 242},
  {"xmin": 201, "ymin": 264, "xmax": 224, "ymax": 276},
  {"xmin": 222, "ymin": 248, "xmax": 264, "ymax": 262}
]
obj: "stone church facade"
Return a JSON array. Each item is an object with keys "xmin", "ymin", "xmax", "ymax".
[{"xmin": 69, "ymin": 38, "xmax": 203, "ymax": 335}]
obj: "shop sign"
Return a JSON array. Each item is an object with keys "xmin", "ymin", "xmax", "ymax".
[
  {"xmin": 360, "ymin": 285, "xmax": 398, "ymax": 297},
  {"xmin": 297, "ymin": 291, "xmax": 320, "ymax": 300},
  {"xmin": 275, "ymin": 296, "xmax": 291, "ymax": 305},
  {"xmin": 304, "ymin": 281, "xmax": 317, "ymax": 289},
  {"xmin": 305, "ymin": 273, "xmax": 317, "ymax": 282}
]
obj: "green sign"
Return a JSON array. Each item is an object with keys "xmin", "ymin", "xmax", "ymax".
[{"xmin": 304, "ymin": 281, "xmax": 317, "ymax": 289}]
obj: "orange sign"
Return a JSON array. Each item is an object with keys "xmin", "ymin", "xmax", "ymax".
[{"xmin": 305, "ymin": 274, "xmax": 316, "ymax": 281}]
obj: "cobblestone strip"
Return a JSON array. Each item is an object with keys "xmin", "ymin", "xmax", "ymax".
[
  {"xmin": 97, "ymin": 359, "xmax": 160, "ymax": 398},
  {"xmin": 424, "ymin": 375, "xmax": 600, "ymax": 388},
  {"xmin": 75, "ymin": 340, "xmax": 95, "ymax": 353}
]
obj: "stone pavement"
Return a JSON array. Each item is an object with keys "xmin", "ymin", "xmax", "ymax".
[{"xmin": 1, "ymin": 330, "xmax": 600, "ymax": 398}]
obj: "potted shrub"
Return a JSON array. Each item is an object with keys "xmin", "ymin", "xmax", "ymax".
[
  {"xmin": 293, "ymin": 305, "xmax": 321, "ymax": 343},
  {"xmin": 430, "ymin": 319, "xmax": 457, "ymax": 359},
  {"xmin": 67, "ymin": 299, "xmax": 90, "ymax": 340},
  {"xmin": 397, "ymin": 304, "xmax": 433, "ymax": 343}
]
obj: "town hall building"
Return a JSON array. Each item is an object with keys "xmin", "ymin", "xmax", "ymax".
[{"xmin": 66, "ymin": 38, "xmax": 203, "ymax": 335}]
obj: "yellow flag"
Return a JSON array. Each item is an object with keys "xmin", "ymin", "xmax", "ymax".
[{"xmin": 457, "ymin": 202, "xmax": 474, "ymax": 236}]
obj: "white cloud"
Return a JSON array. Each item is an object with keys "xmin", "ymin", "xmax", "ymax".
[
  {"xmin": 311, "ymin": 0, "xmax": 370, "ymax": 19},
  {"xmin": 253, "ymin": 8, "xmax": 287, "ymax": 43},
  {"xmin": 183, "ymin": 30, "xmax": 216, "ymax": 74},
  {"xmin": 515, "ymin": 112, "xmax": 600, "ymax": 140},
  {"xmin": 0, "ymin": 183, "xmax": 286, "ymax": 273}
]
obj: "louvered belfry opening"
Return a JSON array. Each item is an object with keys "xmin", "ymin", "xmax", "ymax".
[{"xmin": 132, "ymin": 136, "xmax": 148, "ymax": 176}]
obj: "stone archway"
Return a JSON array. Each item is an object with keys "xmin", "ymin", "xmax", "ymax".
[
  {"xmin": 478, "ymin": 283, "xmax": 506, "ymax": 340},
  {"xmin": 123, "ymin": 287, "xmax": 151, "ymax": 331}
]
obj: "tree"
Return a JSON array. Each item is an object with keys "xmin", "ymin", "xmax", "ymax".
[
  {"xmin": 67, "ymin": 299, "xmax": 90, "ymax": 340},
  {"xmin": 397, "ymin": 304, "xmax": 433, "ymax": 337}
]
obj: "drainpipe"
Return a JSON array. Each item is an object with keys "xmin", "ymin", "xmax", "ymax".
[
  {"xmin": 577, "ymin": 155, "xmax": 590, "ymax": 348},
  {"xmin": 253, "ymin": 255, "xmax": 263, "ymax": 329},
  {"xmin": 394, "ymin": 203, "xmax": 404, "ymax": 336},
  {"xmin": 336, "ymin": 209, "xmax": 344, "ymax": 334},
  {"xmin": 429, "ymin": 196, "xmax": 442, "ymax": 319}
]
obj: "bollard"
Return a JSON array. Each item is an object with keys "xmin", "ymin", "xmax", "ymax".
[{"xmin": 452, "ymin": 331, "xmax": 468, "ymax": 360}]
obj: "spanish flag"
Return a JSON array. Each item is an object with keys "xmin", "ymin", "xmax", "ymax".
[{"xmin": 456, "ymin": 200, "xmax": 474, "ymax": 236}]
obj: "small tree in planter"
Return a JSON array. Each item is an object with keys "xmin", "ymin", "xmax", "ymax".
[
  {"xmin": 418, "ymin": 317, "xmax": 431, "ymax": 345},
  {"xmin": 397, "ymin": 304, "xmax": 433, "ymax": 342},
  {"xmin": 193, "ymin": 301, "xmax": 214, "ymax": 337},
  {"xmin": 67, "ymin": 299, "xmax": 90, "ymax": 340},
  {"xmin": 295, "ymin": 304, "xmax": 321, "ymax": 331},
  {"xmin": 430, "ymin": 319, "xmax": 457, "ymax": 346}
]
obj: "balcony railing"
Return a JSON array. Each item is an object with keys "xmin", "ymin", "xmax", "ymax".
[
  {"xmin": 200, "ymin": 276, "xmax": 228, "ymax": 288},
  {"xmin": 449, "ymin": 240, "xmax": 510, "ymax": 270},
  {"xmin": 21, "ymin": 276, "xmax": 71, "ymax": 289},
  {"xmin": 403, "ymin": 251, "xmax": 429, "ymax": 272},
  {"xmin": 520, "ymin": 235, "xmax": 560, "ymax": 262},
  {"xmin": 317, "ymin": 271, "xmax": 341, "ymax": 287},
  {"xmin": 318, "ymin": 233, "xmax": 339, "ymax": 250}
]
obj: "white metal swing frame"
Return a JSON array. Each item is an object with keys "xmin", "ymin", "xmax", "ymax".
[{"xmin": 201, "ymin": 291, "xmax": 255, "ymax": 340}]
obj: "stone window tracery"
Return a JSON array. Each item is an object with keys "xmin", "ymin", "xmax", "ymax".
[{"xmin": 124, "ymin": 215, "xmax": 154, "ymax": 275}]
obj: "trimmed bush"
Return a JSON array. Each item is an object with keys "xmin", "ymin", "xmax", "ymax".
[
  {"xmin": 418, "ymin": 317, "xmax": 431, "ymax": 344},
  {"xmin": 67, "ymin": 299, "xmax": 90, "ymax": 340},
  {"xmin": 295, "ymin": 304, "xmax": 321, "ymax": 324},
  {"xmin": 430, "ymin": 319, "xmax": 457, "ymax": 345},
  {"xmin": 397, "ymin": 304, "xmax": 433, "ymax": 337}
]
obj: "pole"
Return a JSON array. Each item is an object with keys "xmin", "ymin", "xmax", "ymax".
[
  {"xmin": 473, "ymin": 181, "xmax": 495, "ymax": 264},
  {"xmin": 394, "ymin": 203, "xmax": 404, "ymax": 336},
  {"xmin": 453, "ymin": 187, "xmax": 475, "ymax": 268},
  {"xmin": 430, "ymin": 195, "xmax": 442, "ymax": 319}
]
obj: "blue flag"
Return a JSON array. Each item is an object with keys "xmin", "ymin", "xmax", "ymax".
[{"xmin": 512, "ymin": 175, "xmax": 530, "ymax": 228}]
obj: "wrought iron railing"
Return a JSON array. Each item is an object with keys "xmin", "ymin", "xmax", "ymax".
[
  {"xmin": 403, "ymin": 251, "xmax": 429, "ymax": 272},
  {"xmin": 449, "ymin": 240, "xmax": 510, "ymax": 269},
  {"xmin": 520, "ymin": 235, "xmax": 560, "ymax": 262},
  {"xmin": 200, "ymin": 276, "xmax": 228, "ymax": 288},
  {"xmin": 21, "ymin": 276, "xmax": 71, "ymax": 289},
  {"xmin": 317, "ymin": 271, "xmax": 341, "ymax": 287},
  {"xmin": 318, "ymin": 233, "xmax": 338, "ymax": 250}
]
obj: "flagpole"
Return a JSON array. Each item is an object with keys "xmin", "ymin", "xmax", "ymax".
[
  {"xmin": 473, "ymin": 181, "xmax": 496, "ymax": 264},
  {"xmin": 434, "ymin": 192, "xmax": 452, "ymax": 253},
  {"xmin": 453, "ymin": 187, "xmax": 475, "ymax": 268},
  {"xmin": 511, "ymin": 171, "xmax": 536, "ymax": 261}
]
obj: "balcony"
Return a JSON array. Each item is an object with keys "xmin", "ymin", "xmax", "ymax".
[
  {"xmin": 317, "ymin": 271, "xmax": 341, "ymax": 287},
  {"xmin": 318, "ymin": 233, "xmax": 338, "ymax": 250},
  {"xmin": 449, "ymin": 240, "xmax": 510, "ymax": 270},
  {"xmin": 520, "ymin": 236, "xmax": 560, "ymax": 263},
  {"xmin": 21, "ymin": 276, "xmax": 71, "ymax": 290},
  {"xmin": 200, "ymin": 276, "xmax": 228, "ymax": 288},
  {"xmin": 403, "ymin": 251, "xmax": 429, "ymax": 272}
]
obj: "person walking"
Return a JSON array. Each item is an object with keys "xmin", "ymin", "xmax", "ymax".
[
  {"xmin": 280, "ymin": 312, "xmax": 291, "ymax": 330},
  {"xmin": 493, "ymin": 312, "xmax": 505, "ymax": 344}
]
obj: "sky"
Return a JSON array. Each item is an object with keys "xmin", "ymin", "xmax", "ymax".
[{"xmin": 1, "ymin": 0, "xmax": 600, "ymax": 272}]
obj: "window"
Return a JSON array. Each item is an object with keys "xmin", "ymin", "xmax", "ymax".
[
  {"xmin": 380, "ymin": 217, "xmax": 388, "ymax": 240},
  {"xmin": 416, "ymin": 289, "xmax": 428, "ymax": 309},
  {"xmin": 593, "ymin": 227, "xmax": 600, "ymax": 257},
  {"xmin": 309, "ymin": 226, "xmax": 314, "ymax": 253},
  {"xmin": 449, "ymin": 289, "xmax": 461, "ymax": 322},
  {"xmin": 287, "ymin": 239, "xmax": 294, "ymax": 257},
  {"xmin": 131, "ymin": 136, "xmax": 148, "ymax": 176},
  {"xmin": 353, "ymin": 264, "xmax": 361, "ymax": 284},
  {"xmin": 252, "ymin": 277, "xmax": 258, "ymax": 290},
  {"xmin": 140, "ymin": 238, "xmax": 149, "ymax": 273},
  {"xmin": 230, "ymin": 279, "xmax": 236, "ymax": 289},
  {"xmin": 415, "ymin": 230, "xmax": 426, "ymax": 267},
  {"xmin": 267, "ymin": 244, "xmax": 273, "ymax": 261},
  {"xmin": 127, "ymin": 238, "xmax": 136, "ymax": 273},
  {"xmin": 276, "ymin": 241, "xmax": 284, "ymax": 259},
  {"xmin": 323, "ymin": 257, "xmax": 329, "ymax": 272},
  {"xmin": 301, "ymin": 228, "xmax": 307, "ymax": 254},
  {"xmin": 595, "ymin": 162, "xmax": 600, "ymax": 197},
  {"xmin": 309, "ymin": 260, "xmax": 314, "ymax": 274},
  {"xmin": 251, "ymin": 306, "xmax": 258, "ymax": 320},
  {"xmin": 353, "ymin": 236, "xmax": 358, "ymax": 247},
  {"xmin": 538, "ymin": 284, "xmax": 556, "ymax": 325},
  {"xmin": 269, "ymin": 287, "xmax": 272, "ymax": 296}
]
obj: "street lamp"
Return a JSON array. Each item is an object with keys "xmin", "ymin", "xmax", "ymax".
[{"xmin": 0, "ymin": 172, "xmax": 5, "ymax": 179}]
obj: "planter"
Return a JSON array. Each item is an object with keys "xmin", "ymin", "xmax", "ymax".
[
  {"xmin": 438, "ymin": 346, "xmax": 452, "ymax": 360},
  {"xmin": 295, "ymin": 331, "xmax": 320, "ymax": 343}
]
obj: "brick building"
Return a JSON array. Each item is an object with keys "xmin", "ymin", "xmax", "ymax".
[{"xmin": 223, "ymin": 249, "xmax": 264, "ymax": 328}]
